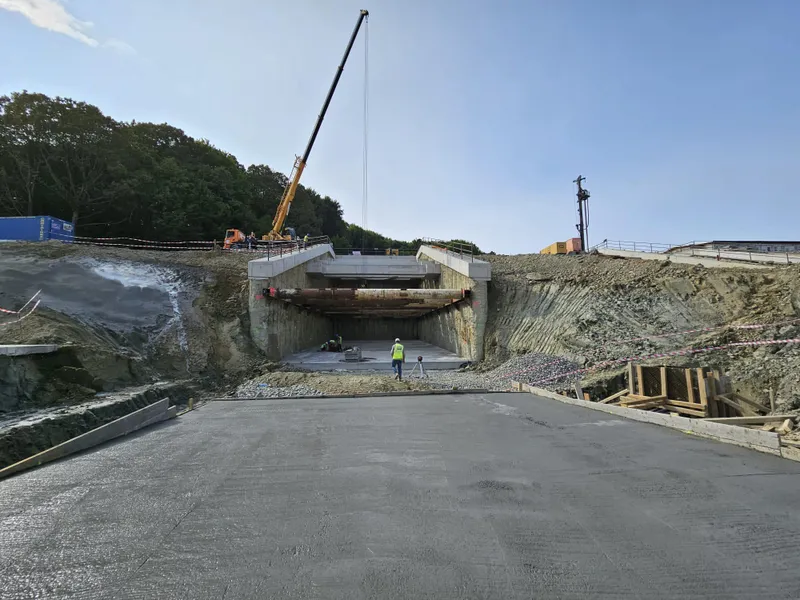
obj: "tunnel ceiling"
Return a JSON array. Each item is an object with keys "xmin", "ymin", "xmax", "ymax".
[{"xmin": 264, "ymin": 288, "xmax": 470, "ymax": 318}]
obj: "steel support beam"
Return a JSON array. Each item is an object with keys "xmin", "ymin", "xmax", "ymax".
[
  {"xmin": 263, "ymin": 288, "xmax": 470, "ymax": 317},
  {"xmin": 267, "ymin": 288, "xmax": 468, "ymax": 302}
]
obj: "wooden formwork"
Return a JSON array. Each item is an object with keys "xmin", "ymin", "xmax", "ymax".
[{"xmin": 614, "ymin": 364, "xmax": 765, "ymax": 418}]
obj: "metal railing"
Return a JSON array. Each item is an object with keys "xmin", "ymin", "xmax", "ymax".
[
  {"xmin": 422, "ymin": 238, "xmax": 477, "ymax": 262},
  {"xmin": 591, "ymin": 239, "xmax": 800, "ymax": 265},
  {"xmin": 333, "ymin": 247, "xmax": 416, "ymax": 256},
  {"xmin": 590, "ymin": 239, "xmax": 677, "ymax": 253}
]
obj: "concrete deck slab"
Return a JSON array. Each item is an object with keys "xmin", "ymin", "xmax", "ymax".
[
  {"xmin": 284, "ymin": 339, "xmax": 465, "ymax": 371},
  {"xmin": 306, "ymin": 255, "xmax": 440, "ymax": 280},
  {"xmin": 0, "ymin": 344, "xmax": 59, "ymax": 356},
  {"xmin": 247, "ymin": 243, "xmax": 335, "ymax": 279},
  {"xmin": 3, "ymin": 393, "xmax": 800, "ymax": 598},
  {"xmin": 417, "ymin": 244, "xmax": 491, "ymax": 280}
]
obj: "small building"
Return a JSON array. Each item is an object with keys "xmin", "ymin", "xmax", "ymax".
[
  {"xmin": 668, "ymin": 240, "xmax": 800, "ymax": 254},
  {"xmin": 0, "ymin": 216, "xmax": 75, "ymax": 242}
]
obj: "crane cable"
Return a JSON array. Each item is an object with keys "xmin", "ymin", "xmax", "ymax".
[{"xmin": 361, "ymin": 15, "xmax": 369, "ymax": 250}]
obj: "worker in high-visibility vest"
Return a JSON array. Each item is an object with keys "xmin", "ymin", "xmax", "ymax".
[{"xmin": 391, "ymin": 338, "xmax": 405, "ymax": 380}]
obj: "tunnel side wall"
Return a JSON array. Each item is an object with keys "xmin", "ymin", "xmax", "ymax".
[
  {"xmin": 417, "ymin": 254, "xmax": 487, "ymax": 361},
  {"xmin": 249, "ymin": 262, "xmax": 331, "ymax": 360}
]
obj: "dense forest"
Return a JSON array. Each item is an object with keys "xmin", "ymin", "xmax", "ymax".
[{"xmin": 0, "ymin": 91, "xmax": 481, "ymax": 253}]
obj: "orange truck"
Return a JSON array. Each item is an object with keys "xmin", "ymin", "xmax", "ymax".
[{"xmin": 223, "ymin": 229, "xmax": 247, "ymax": 250}]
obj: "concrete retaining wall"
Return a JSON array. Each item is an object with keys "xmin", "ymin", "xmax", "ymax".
[
  {"xmin": 249, "ymin": 261, "xmax": 332, "ymax": 360},
  {"xmin": 333, "ymin": 317, "xmax": 418, "ymax": 341},
  {"xmin": 515, "ymin": 382, "xmax": 782, "ymax": 456},
  {"xmin": 418, "ymin": 253, "xmax": 488, "ymax": 361},
  {"xmin": 0, "ymin": 399, "xmax": 174, "ymax": 479}
]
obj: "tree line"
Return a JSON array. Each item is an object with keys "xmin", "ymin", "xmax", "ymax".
[{"xmin": 0, "ymin": 91, "xmax": 482, "ymax": 254}]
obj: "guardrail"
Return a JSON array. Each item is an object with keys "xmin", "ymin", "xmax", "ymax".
[
  {"xmin": 422, "ymin": 238, "xmax": 477, "ymax": 262},
  {"xmin": 333, "ymin": 247, "xmax": 416, "ymax": 256},
  {"xmin": 592, "ymin": 239, "xmax": 800, "ymax": 265},
  {"xmin": 590, "ymin": 239, "xmax": 678, "ymax": 253}
]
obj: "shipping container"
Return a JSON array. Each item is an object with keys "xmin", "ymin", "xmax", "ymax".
[
  {"xmin": 566, "ymin": 237, "xmax": 582, "ymax": 253},
  {"xmin": 540, "ymin": 241, "xmax": 567, "ymax": 255},
  {"xmin": 0, "ymin": 216, "xmax": 74, "ymax": 242}
]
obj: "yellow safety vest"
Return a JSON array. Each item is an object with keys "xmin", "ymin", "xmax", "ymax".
[{"xmin": 392, "ymin": 343, "xmax": 404, "ymax": 359}]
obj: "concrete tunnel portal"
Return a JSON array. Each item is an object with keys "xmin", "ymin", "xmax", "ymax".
[{"xmin": 247, "ymin": 244, "xmax": 491, "ymax": 370}]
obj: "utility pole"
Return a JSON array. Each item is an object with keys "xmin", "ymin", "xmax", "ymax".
[{"xmin": 574, "ymin": 175, "xmax": 591, "ymax": 252}]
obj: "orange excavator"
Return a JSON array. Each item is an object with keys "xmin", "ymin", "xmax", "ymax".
[{"xmin": 258, "ymin": 10, "xmax": 369, "ymax": 243}]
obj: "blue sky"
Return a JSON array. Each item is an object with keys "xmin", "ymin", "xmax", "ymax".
[{"xmin": 1, "ymin": 0, "xmax": 798, "ymax": 254}]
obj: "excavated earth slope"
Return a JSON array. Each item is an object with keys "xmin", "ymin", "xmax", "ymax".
[
  {"xmin": 0, "ymin": 243, "xmax": 259, "ymax": 412},
  {"xmin": 482, "ymin": 253, "xmax": 800, "ymax": 409}
]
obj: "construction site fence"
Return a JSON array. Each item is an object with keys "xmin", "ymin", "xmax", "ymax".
[{"xmin": 33, "ymin": 232, "xmax": 332, "ymax": 254}]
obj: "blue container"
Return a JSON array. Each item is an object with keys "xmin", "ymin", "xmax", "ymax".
[{"xmin": 0, "ymin": 216, "xmax": 75, "ymax": 242}]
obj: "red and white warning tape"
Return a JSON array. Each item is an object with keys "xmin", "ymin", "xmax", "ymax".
[
  {"xmin": 49, "ymin": 231, "xmax": 212, "ymax": 245},
  {"xmin": 67, "ymin": 239, "xmax": 211, "ymax": 251},
  {"xmin": 528, "ymin": 337, "xmax": 800, "ymax": 386},
  {"xmin": 0, "ymin": 290, "xmax": 41, "ymax": 315},
  {"xmin": 0, "ymin": 299, "xmax": 41, "ymax": 328}
]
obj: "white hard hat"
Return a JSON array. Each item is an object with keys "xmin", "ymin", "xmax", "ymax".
[{"xmin": 395, "ymin": 338, "xmax": 400, "ymax": 343}]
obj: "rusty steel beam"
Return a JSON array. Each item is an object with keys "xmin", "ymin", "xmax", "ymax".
[
  {"xmin": 267, "ymin": 288, "xmax": 468, "ymax": 302},
  {"xmin": 263, "ymin": 287, "xmax": 470, "ymax": 317}
]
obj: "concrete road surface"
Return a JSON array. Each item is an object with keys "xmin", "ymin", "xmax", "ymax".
[{"xmin": 2, "ymin": 392, "xmax": 800, "ymax": 599}]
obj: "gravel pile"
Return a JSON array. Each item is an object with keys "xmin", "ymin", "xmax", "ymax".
[
  {"xmin": 235, "ymin": 381, "xmax": 323, "ymax": 398},
  {"xmin": 421, "ymin": 352, "xmax": 581, "ymax": 392},
  {"xmin": 487, "ymin": 352, "xmax": 580, "ymax": 386}
]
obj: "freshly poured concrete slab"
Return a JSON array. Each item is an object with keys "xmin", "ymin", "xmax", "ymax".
[
  {"xmin": 0, "ymin": 344, "xmax": 59, "ymax": 356},
  {"xmin": 284, "ymin": 339, "xmax": 465, "ymax": 371}
]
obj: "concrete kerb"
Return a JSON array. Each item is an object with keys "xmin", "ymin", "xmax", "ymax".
[
  {"xmin": 212, "ymin": 388, "xmax": 506, "ymax": 402},
  {"xmin": 511, "ymin": 381, "xmax": 790, "ymax": 459},
  {"xmin": 0, "ymin": 399, "xmax": 175, "ymax": 480}
]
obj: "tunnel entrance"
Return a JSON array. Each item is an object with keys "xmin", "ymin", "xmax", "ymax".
[
  {"xmin": 265, "ymin": 287, "xmax": 471, "ymax": 371},
  {"xmin": 247, "ymin": 244, "xmax": 491, "ymax": 368}
]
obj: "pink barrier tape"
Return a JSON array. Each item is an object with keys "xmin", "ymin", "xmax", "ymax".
[
  {"xmin": 499, "ymin": 317, "xmax": 800, "ymax": 380},
  {"xmin": 0, "ymin": 299, "xmax": 41, "ymax": 328},
  {"xmin": 606, "ymin": 316, "xmax": 800, "ymax": 346},
  {"xmin": 529, "ymin": 337, "xmax": 800, "ymax": 386},
  {"xmin": 0, "ymin": 290, "xmax": 41, "ymax": 315}
]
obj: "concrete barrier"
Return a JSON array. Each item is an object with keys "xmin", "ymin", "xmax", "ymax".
[
  {"xmin": 0, "ymin": 344, "xmax": 59, "ymax": 356},
  {"xmin": 0, "ymin": 399, "xmax": 174, "ymax": 480},
  {"xmin": 514, "ymin": 382, "xmax": 782, "ymax": 456}
]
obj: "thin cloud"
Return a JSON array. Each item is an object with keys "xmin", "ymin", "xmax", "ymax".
[
  {"xmin": 0, "ymin": 0, "xmax": 98, "ymax": 46},
  {"xmin": 105, "ymin": 38, "xmax": 136, "ymax": 55}
]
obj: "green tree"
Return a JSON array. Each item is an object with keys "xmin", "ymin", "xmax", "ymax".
[{"xmin": 0, "ymin": 90, "xmax": 491, "ymax": 252}]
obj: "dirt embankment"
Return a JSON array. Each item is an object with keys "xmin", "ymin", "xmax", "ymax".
[
  {"xmin": 0, "ymin": 243, "xmax": 259, "ymax": 412},
  {"xmin": 480, "ymin": 253, "xmax": 800, "ymax": 409}
]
